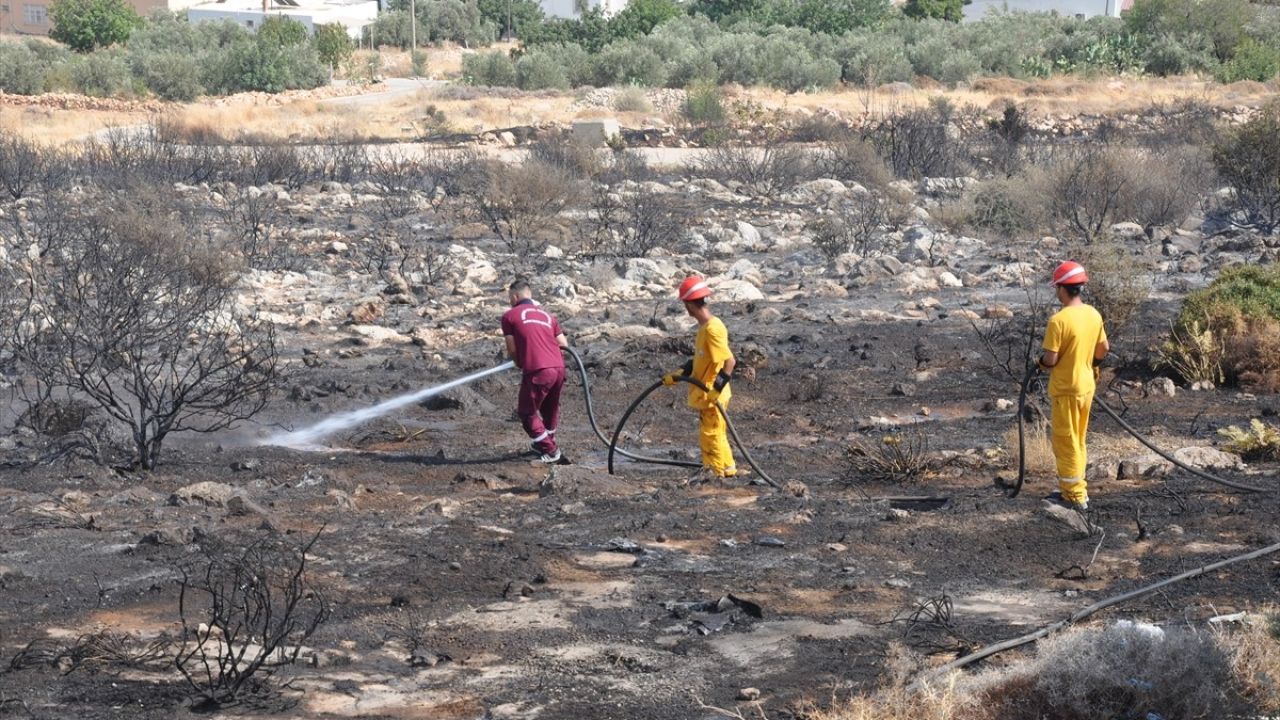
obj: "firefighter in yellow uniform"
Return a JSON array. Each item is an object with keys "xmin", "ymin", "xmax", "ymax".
[
  {"xmin": 663, "ymin": 276, "xmax": 738, "ymax": 478},
  {"xmin": 1037, "ymin": 261, "xmax": 1110, "ymax": 511}
]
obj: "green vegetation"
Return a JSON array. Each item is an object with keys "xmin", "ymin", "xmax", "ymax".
[
  {"xmin": 1219, "ymin": 419, "xmax": 1280, "ymax": 461},
  {"xmin": 50, "ymin": 0, "xmax": 143, "ymax": 52},
  {"xmin": 4, "ymin": 0, "xmax": 1280, "ymax": 99},
  {"xmin": 1172, "ymin": 265, "xmax": 1280, "ymax": 390},
  {"xmin": 0, "ymin": 13, "xmax": 330, "ymax": 100},
  {"xmin": 1180, "ymin": 266, "xmax": 1280, "ymax": 331}
]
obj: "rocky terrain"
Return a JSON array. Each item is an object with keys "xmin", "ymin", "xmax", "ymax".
[{"xmin": 0, "ymin": 136, "xmax": 1278, "ymax": 719}]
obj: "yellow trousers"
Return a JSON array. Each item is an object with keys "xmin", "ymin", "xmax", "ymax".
[
  {"xmin": 699, "ymin": 404, "xmax": 737, "ymax": 476},
  {"xmin": 1050, "ymin": 393, "xmax": 1092, "ymax": 504}
]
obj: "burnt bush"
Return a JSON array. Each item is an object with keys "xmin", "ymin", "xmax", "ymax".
[
  {"xmin": 240, "ymin": 143, "xmax": 316, "ymax": 190},
  {"xmin": 1127, "ymin": 145, "xmax": 1215, "ymax": 229},
  {"xmin": 697, "ymin": 142, "xmax": 816, "ymax": 197},
  {"xmin": 528, "ymin": 134, "xmax": 606, "ymax": 180},
  {"xmin": 579, "ymin": 181, "xmax": 692, "ymax": 258},
  {"xmin": 2, "ymin": 189, "xmax": 279, "ymax": 469},
  {"xmin": 1045, "ymin": 146, "xmax": 1132, "ymax": 243},
  {"xmin": 0, "ymin": 132, "xmax": 65, "ymax": 201},
  {"xmin": 807, "ymin": 191, "xmax": 893, "ymax": 261},
  {"xmin": 816, "ymin": 137, "xmax": 893, "ymax": 189},
  {"xmin": 1213, "ymin": 102, "xmax": 1280, "ymax": 235},
  {"xmin": 177, "ymin": 530, "xmax": 328, "ymax": 709},
  {"xmin": 463, "ymin": 156, "xmax": 581, "ymax": 260},
  {"xmin": 869, "ymin": 102, "xmax": 975, "ymax": 181}
]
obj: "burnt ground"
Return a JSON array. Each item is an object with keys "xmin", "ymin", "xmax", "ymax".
[{"xmin": 1, "ymin": 289, "xmax": 1278, "ymax": 720}]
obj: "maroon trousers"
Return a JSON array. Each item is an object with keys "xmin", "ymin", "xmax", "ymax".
[{"xmin": 518, "ymin": 366, "xmax": 565, "ymax": 454}]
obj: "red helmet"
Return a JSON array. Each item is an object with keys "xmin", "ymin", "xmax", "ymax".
[
  {"xmin": 678, "ymin": 275, "xmax": 712, "ymax": 302},
  {"xmin": 1050, "ymin": 260, "xmax": 1088, "ymax": 286}
]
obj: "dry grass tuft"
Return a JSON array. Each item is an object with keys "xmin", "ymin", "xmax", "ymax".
[
  {"xmin": 1223, "ymin": 608, "xmax": 1280, "ymax": 713},
  {"xmin": 1002, "ymin": 419, "xmax": 1054, "ymax": 476}
]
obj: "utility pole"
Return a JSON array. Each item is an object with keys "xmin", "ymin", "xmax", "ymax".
[{"xmin": 410, "ymin": 0, "xmax": 416, "ymax": 54}]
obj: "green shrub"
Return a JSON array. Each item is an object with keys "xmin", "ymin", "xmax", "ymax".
[
  {"xmin": 531, "ymin": 43, "xmax": 593, "ymax": 86},
  {"xmin": 1180, "ymin": 265, "xmax": 1280, "ymax": 332},
  {"xmin": 592, "ymin": 41, "xmax": 667, "ymax": 86},
  {"xmin": 315, "ymin": 23, "xmax": 354, "ymax": 69},
  {"xmin": 515, "ymin": 51, "xmax": 568, "ymax": 90},
  {"xmin": 1219, "ymin": 419, "xmax": 1280, "ymax": 460},
  {"xmin": 1216, "ymin": 38, "xmax": 1280, "ymax": 83},
  {"xmin": 683, "ymin": 80, "xmax": 725, "ymax": 124},
  {"xmin": 50, "ymin": 0, "xmax": 143, "ymax": 52},
  {"xmin": 257, "ymin": 16, "xmax": 308, "ymax": 48},
  {"xmin": 69, "ymin": 50, "xmax": 136, "ymax": 96},
  {"xmin": 131, "ymin": 49, "xmax": 203, "ymax": 100},
  {"xmin": 363, "ymin": 9, "xmax": 412, "ymax": 49},
  {"xmin": 462, "ymin": 51, "xmax": 517, "ymax": 86},
  {"xmin": 0, "ymin": 42, "xmax": 50, "ymax": 94}
]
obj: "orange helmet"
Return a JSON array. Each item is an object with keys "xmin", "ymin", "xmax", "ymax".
[
  {"xmin": 678, "ymin": 275, "xmax": 712, "ymax": 302},
  {"xmin": 1050, "ymin": 260, "xmax": 1088, "ymax": 286}
]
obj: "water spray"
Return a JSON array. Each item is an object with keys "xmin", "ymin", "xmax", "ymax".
[{"xmin": 261, "ymin": 361, "xmax": 515, "ymax": 449}]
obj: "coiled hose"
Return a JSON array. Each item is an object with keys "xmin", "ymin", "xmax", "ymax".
[
  {"xmin": 563, "ymin": 347, "xmax": 780, "ymax": 488},
  {"xmin": 564, "ymin": 347, "xmax": 700, "ymax": 470},
  {"xmin": 1014, "ymin": 364, "xmax": 1269, "ymax": 496}
]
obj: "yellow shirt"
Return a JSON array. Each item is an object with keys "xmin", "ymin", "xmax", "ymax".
[
  {"xmin": 689, "ymin": 316, "xmax": 734, "ymax": 409},
  {"xmin": 1042, "ymin": 304, "xmax": 1108, "ymax": 397}
]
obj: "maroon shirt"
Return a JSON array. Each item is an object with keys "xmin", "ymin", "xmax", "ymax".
[{"xmin": 501, "ymin": 300, "xmax": 564, "ymax": 374}]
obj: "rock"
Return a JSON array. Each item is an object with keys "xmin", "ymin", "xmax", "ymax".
[
  {"xmin": 1087, "ymin": 459, "xmax": 1119, "ymax": 482},
  {"xmin": 1146, "ymin": 377, "xmax": 1177, "ymax": 397},
  {"xmin": 571, "ymin": 119, "xmax": 620, "ymax": 146},
  {"xmin": 225, "ymin": 494, "xmax": 269, "ymax": 518},
  {"xmin": 983, "ymin": 305, "xmax": 1013, "ymax": 319},
  {"xmin": 497, "ymin": 131, "xmax": 517, "ymax": 147},
  {"xmin": 884, "ymin": 508, "xmax": 909, "ymax": 522},
  {"xmin": 348, "ymin": 299, "xmax": 385, "ymax": 325},
  {"xmin": 877, "ymin": 256, "xmax": 905, "ymax": 275},
  {"xmin": 1172, "ymin": 446, "xmax": 1243, "ymax": 471},
  {"xmin": 1118, "ymin": 454, "xmax": 1172, "ymax": 480},
  {"xmin": 231, "ymin": 459, "xmax": 260, "ymax": 472},
  {"xmin": 60, "ymin": 491, "xmax": 92, "ymax": 512},
  {"xmin": 1111, "ymin": 221, "xmax": 1145, "ymax": 238},
  {"xmin": 326, "ymin": 489, "xmax": 358, "ymax": 511},
  {"xmin": 139, "ymin": 526, "xmax": 192, "ymax": 546},
  {"xmin": 984, "ymin": 398, "xmax": 1015, "ymax": 412},
  {"xmin": 423, "ymin": 385, "xmax": 498, "ymax": 415},
  {"xmin": 326, "ymin": 241, "xmax": 348, "ymax": 254},
  {"xmin": 937, "ymin": 270, "xmax": 963, "ymax": 288},
  {"xmin": 754, "ymin": 536, "xmax": 786, "ymax": 547},
  {"xmin": 883, "ymin": 578, "xmax": 912, "ymax": 589},
  {"xmin": 1177, "ymin": 255, "xmax": 1203, "ymax": 273},
  {"xmin": 735, "ymin": 221, "xmax": 763, "ymax": 248},
  {"xmin": 891, "ymin": 383, "xmax": 916, "ymax": 397},
  {"xmin": 738, "ymin": 688, "xmax": 762, "ymax": 701},
  {"xmin": 713, "ymin": 278, "xmax": 765, "ymax": 302},
  {"xmin": 1040, "ymin": 501, "xmax": 1093, "ymax": 537},
  {"xmin": 170, "ymin": 481, "xmax": 238, "ymax": 508}
]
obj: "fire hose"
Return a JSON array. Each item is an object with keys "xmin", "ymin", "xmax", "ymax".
[
  {"xmin": 1012, "ymin": 364, "xmax": 1269, "ymax": 497},
  {"xmin": 562, "ymin": 348, "xmax": 781, "ymax": 489}
]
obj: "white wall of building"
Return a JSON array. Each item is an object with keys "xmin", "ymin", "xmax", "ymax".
[
  {"xmin": 963, "ymin": 0, "xmax": 1121, "ymax": 21},
  {"xmin": 186, "ymin": 1, "xmax": 375, "ymax": 37},
  {"xmin": 538, "ymin": 0, "xmax": 628, "ymax": 20}
]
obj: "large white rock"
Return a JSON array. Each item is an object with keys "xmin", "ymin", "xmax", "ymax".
[
  {"xmin": 712, "ymin": 278, "xmax": 765, "ymax": 302},
  {"xmin": 1172, "ymin": 446, "xmax": 1243, "ymax": 471},
  {"xmin": 572, "ymin": 119, "xmax": 621, "ymax": 146}
]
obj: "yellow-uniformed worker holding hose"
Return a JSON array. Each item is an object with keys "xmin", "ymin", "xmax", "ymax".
[
  {"xmin": 1036, "ymin": 261, "xmax": 1110, "ymax": 510},
  {"xmin": 663, "ymin": 276, "xmax": 739, "ymax": 480}
]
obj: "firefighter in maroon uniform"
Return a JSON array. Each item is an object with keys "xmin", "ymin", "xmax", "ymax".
[{"xmin": 501, "ymin": 279, "xmax": 569, "ymax": 463}]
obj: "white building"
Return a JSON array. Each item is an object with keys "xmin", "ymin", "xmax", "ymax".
[
  {"xmin": 538, "ymin": 0, "xmax": 629, "ymax": 20},
  {"xmin": 186, "ymin": 0, "xmax": 377, "ymax": 38},
  {"xmin": 963, "ymin": 0, "xmax": 1130, "ymax": 21}
]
